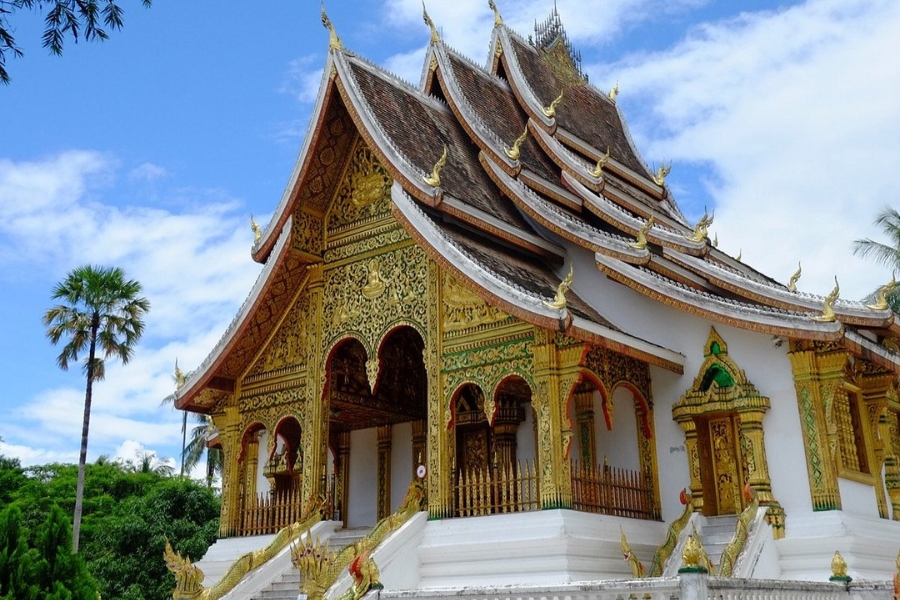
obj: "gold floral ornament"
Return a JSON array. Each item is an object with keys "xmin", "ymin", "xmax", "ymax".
[
  {"xmin": 543, "ymin": 265, "xmax": 574, "ymax": 310},
  {"xmin": 865, "ymin": 273, "xmax": 897, "ymax": 310},
  {"xmin": 679, "ymin": 534, "xmax": 707, "ymax": 573},
  {"xmin": 652, "ymin": 162, "xmax": 671, "ymax": 186},
  {"xmin": 488, "ymin": 0, "xmax": 503, "ymax": 26},
  {"xmin": 829, "ymin": 550, "xmax": 852, "ymax": 583},
  {"xmin": 787, "ymin": 262, "xmax": 802, "ymax": 292},
  {"xmin": 588, "ymin": 147, "xmax": 610, "ymax": 178},
  {"xmin": 620, "ymin": 527, "xmax": 646, "ymax": 578},
  {"xmin": 422, "ymin": 144, "xmax": 447, "ymax": 188},
  {"xmin": 686, "ymin": 209, "xmax": 714, "ymax": 243},
  {"xmin": 628, "ymin": 216, "xmax": 654, "ymax": 250},
  {"xmin": 250, "ymin": 215, "xmax": 261, "ymax": 244},
  {"xmin": 812, "ymin": 277, "xmax": 840, "ymax": 323},
  {"xmin": 608, "ymin": 81, "xmax": 619, "ymax": 102},
  {"xmin": 163, "ymin": 537, "xmax": 205, "ymax": 599},
  {"xmin": 291, "ymin": 531, "xmax": 333, "ymax": 600},
  {"xmin": 542, "ymin": 90, "xmax": 564, "ymax": 118},
  {"xmin": 504, "ymin": 127, "xmax": 528, "ymax": 161},
  {"xmin": 422, "ymin": 2, "xmax": 440, "ymax": 43},
  {"xmin": 321, "ymin": 3, "xmax": 342, "ymax": 52}
]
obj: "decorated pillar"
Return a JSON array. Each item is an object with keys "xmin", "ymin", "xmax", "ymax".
[
  {"xmin": 377, "ymin": 425, "xmax": 392, "ymax": 519},
  {"xmin": 427, "ymin": 259, "xmax": 452, "ymax": 518},
  {"xmin": 737, "ymin": 408, "xmax": 783, "ymax": 536},
  {"xmin": 675, "ymin": 418, "xmax": 704, "ymax": 513},
  {"xmin": 335, "ymin": 431, "xmax": 350, "ymax": 526},
  {"xmin": 573, "ymin": 385, "xmax": 596, "ymax": 465},
  {"xmin": 788, "ymin": 343, "xmax": 845, "ymax": 511},
  {"xmin": 859, "ymin": 367, "xmax": 893, "ymax": 519},
  {"xmin": 302, "ymin": 263, "xmax": 328, "ymax": 514},
  {"xmin": 887, "ymin": 408, "xmax": 900, "ymax": 520},
  {"xmin": 214, "ymin": 402, "xmax": 241, "ymax": 537},
  {"xmin": 411, "ymin": 419, "xmax": 426, "ymax": 480}
]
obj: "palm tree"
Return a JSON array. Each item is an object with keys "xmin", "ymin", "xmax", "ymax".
[
  {"xmin": 160, "ymin": 361, "xmax": 190, "ymax": 476},
  {"xmin": 184, "ymin": 414, "xmax": 223, "ymax": 488},
  {"xmin": 853, "ymin": 207, "xmax": 900, "ymax": 312},
  {"xmin": 42, "ymin": 265, "xmax": 149, "ymax": 552}
]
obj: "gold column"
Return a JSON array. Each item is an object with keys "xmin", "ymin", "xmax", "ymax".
[
  {"xmin": 335, "ymin": 431, "xmax": 350, "ymax": 527},
  {"xmin": 788, "ymin": 345, "xmax": 845, "ymax": 511},
  {"xmin": 886, "ymin": 410, "xmax": 900, "ymax": 519},
  {"xmin": 377, "ymin": 425, "xmax": 392, "ymax": 519},
  {"xmin": 860, "ymin": 371, "xmax": 893, "ymax": 519},
  {"xmin": 428, "ymin": 259, "xmax": 451, "ymax": 518},
  {"xmin": 573, "ymin": 386, "xmax": 596, "ymax": 465},
  {"xmin": 676, "ymin": 418, "xmax": 703, "ymax": 513},
  {"xmin": 411, "ymin": 419, "xmax": 426, "ymax": 480},
  {"xmin": 302, "ymin": 263, "xmax": 328, "ymax": 514},
  {"xmin": 737, "ymin": 409, "xmax": 784, "ymax": 537},
  {"xmin": 214, "ymin": 403, "xmax": 240, "ymax": 537},
  {"xmin": 243, "ymin": 429, "xmax": 261, "ymax": 533}
]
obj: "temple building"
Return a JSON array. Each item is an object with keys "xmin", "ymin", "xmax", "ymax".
[{"xmin": 172, "ymin": 4, "xmax": 900, "ymax": 599}]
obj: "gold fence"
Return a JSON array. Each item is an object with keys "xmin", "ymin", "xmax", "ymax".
[
  {"xmin": 453, "ymin": 460, "xmax": 540, "ymax": 516},
  {"xmin": 570, "ymin": 461, "xmax": 659, "ymax": 520},
  {"xmin": 240, "ymin": 485, "xmax": 306, "ymax": 536}
]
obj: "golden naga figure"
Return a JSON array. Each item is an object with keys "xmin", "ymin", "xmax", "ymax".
[
  {"xmin": 291, "ymin": 532, "xmax": 333, "ymax": 600},
  {"xmin": 588, "ymin": 147, "xmax": 610, "ymax": 178},
  {"xmin": 608, "ymin": 81, "xmax": 619, "ymax": 102},
  {"xmin": 321, "ymin": 4, "xmax": 342, "ymax": 51},
  {"xmin": 543, "ymin": 265, "xmax": 574, "ymax": 310},
  {"xmin": 488, "ymin": 0, "xmax": 503, "ymax": 26},
  {"xmin": 423, "ymin": 144, "xmax": 447, "ymax": 188},
  {"xmin": 250, "ymin": 215, "xmax": 262, "ymax": 244},
  {"xmin": 652, "ymin": 162, "xmax": 671, "ymax": 186},
  {"xmin": 686, "ymin": 209, "xmax": 714, "ymax": 243},
  {"xmin": 341, "ymin": 551, "xmax": 383, "ymax": 600},
  {"xmin": 542, "ymin": 90, "xmax": 564, "ymax": 118},
  {"xmin": 787, "ymin": 262, "xmax": 802, "ymax": 292},
  {"xmin": 174, "ymin": 359, "xmax": 185, "ymax": 390},
  {"xmin": 629, "ymin": 216, "xmax": 655, "ymax": 250},
  {"xmin": 504, "ymin": 127, "xmax": 528, "ymax": 161},
  {"xmin": 620, "ymin": 527, "xmax": 646, "ymax": 578},
  {"xmin": 422, "ymin": 2, "xmax": 440, "ymax": 43},
  {"xmin": 163, "ymin": 538, "xmax": 205, "ymax": 600},
  {"xmin": 812, "ymin": 277, "xmax": 840, "ymax": 323},
  {"xmin": 865, "ymin": 273, "xmax": 897, "ymax": 310}
]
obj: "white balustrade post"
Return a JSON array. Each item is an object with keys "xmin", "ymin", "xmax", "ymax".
[{"xmin": 678, "ymin": 571, "xmax": 709, "ymax": 600}]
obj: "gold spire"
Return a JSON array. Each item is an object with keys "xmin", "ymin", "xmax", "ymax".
[
  {"xmin": 504, "ymin": 127, "xmax": 528, "ymax": 161},
  {"xmin": 686, "ymin": 209, "xmax": 714, "ymax": 243},
  {"xmin": 488, "ymin": 0, "xmax": 503, "ymax": 26},
  {"xmin": 628, "ymin": 216, "xmax": 654, "ymax": 250},
  {"xmin": 423, "ymin": 2, "xmax": 440, "ymax": 43},
  {"xmin": 608, "ymin": 81, "xmax": 619, "ymax": 102},
  {"xmin": 541, "ymin": 90, "xmax": 564, "ymax": 118},
  {"xmin": 652, "ymin": 162, "xmax": 671, "ymax": 186},
  {"xmin": 812, "ymin": 277, "xmax": 840, "ymax": 322},
  {"xmin": 250, "ymin": 214, "xmax": 262, "ymax": 244},
  {"xmin": 422, "ymin": 144, "xmax": 448, "ymax": 188},
  {"xmin": 865, "ymin": 274, "xmax": 897, "ymax": 310},
  {"xmin": 543, "ymin": 265, "xmax": 574, "ymax": 310},
  {"xmin": 588, "ymin": 146, "xmax": 610, "ymax": 178},
  {"xmin": 787, "ymin": 262, "xmax": 802, "ymax": 292},
  {"xmin": 321, "ymin": 3, "xmax": 342, "ymax": 51}
]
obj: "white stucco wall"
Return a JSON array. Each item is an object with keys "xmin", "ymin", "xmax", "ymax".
[
  {"xmin": 391, "ymin": 421, "xmax": 414, "ymax": 512},
  {"xmin": 516, "ymin": 401, "xmax": 536, "ymax": 465},
  {"xmin": 348, "ymin": 427, "xmax": 377, "ymax": 527},
  {"xmin": 256, "ymin": 429, "xmax": 271, "ymax": 495},
  {"xmin": 595, "ymin": 386, "xmax": 640, "ymax": 472}
]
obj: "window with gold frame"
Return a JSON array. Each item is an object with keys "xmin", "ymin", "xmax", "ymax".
[{"xmin": 834, "ymin": 382, "xmax": 876, "ymax": 484}]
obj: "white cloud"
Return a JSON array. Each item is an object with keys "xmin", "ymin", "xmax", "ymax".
[
  {"xmin": 588, "ymin": 0, "xmax": 900, "ymax": 299},
  {"xmin": 130, "ymin": 162, "xmax": 169, "ymax": 181},
  {"xmin": 280, "ymin": 54, "xmax": 326, "ymax": 103}
]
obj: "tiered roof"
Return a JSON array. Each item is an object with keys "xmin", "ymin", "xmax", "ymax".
[{"xmin": 176, "ymin": 5, "xmax": 900, "ymax": 411}]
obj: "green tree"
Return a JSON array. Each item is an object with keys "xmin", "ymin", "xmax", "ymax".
[
  {"xmin": 0, "ymin": 505, "xmax": 38, "ymax": 600},
  {"xmin": 31, "ymin": 505, "xmax": 97, "ymax": 600},
  {"xmin": 42, "ymin": 265, "xmax": 150, "ymax": 552},
  {"xmin": 852, "ymin": 206, "xmax": 900, "ymax": 312},
  {"xmin": 184, "ymin": 415, "xmax": 223, "ymax": 488},
  {"xmin": 0, "ymin": 0, "xmax": 152, "ymax": 84}
]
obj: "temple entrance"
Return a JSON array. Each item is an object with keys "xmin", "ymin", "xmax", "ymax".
[
  {"xmin": 696, "ymin": 413, "xmax": 745, "ymax": 516},
  {"xmin": 324, "ymin": 327, "xmax": 427, "ymax": 527}
]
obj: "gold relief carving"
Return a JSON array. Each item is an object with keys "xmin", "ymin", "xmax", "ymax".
[
  {"xmin": 441, "ymin": 273, "xmax": 511, "ymax": 332},
  {"xmin": 252, "ymin": 288, "xmax": 311, "ymax": 376},
  {"xmin": 365, "ymin": 358, "xmax": 379, "ymax": 393},
  {"xmin": 441, "ymin": 339, "xmax": 534, "ymax": 412},
  {"xmin": 583, "ymin": 346, "xmax": 652, "ymax": 403},
  {"xmin": 327, "ymin": 139, "xmax": 392, "ymax": 233},
  {"xmin": 293, "ymin": 211, "xmax": 324, "ymax": 256},
  {"xmin": 361, "ymin": 260, "xmax": 388, "ymax": 299},
  {"xmin": 324, "ymin": 226, "xmax": 410, "ymax": 263}
]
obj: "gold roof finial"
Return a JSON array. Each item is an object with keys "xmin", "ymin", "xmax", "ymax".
[
  {"xmin": 423, "ymin": 2, "xmax": 440, "ymax": 43},
  {"xmin": 174, "ymin": 359, "xmax": 185, "ymax": 390},
  {"xmin": 250, "ymin": 214, "xmax": 262, "ymax": 244},
  {"xmin": 488, "ymin": 0, "xmax": 503, "ymax": 26},
  {"xmin": 504, "ymin": 127, "xmax": 528, "ymax": 161},
  {"xmin": 543, "ymin": 265, "xmax": 574, "ymax": 310},
  {"xmin": 608, "ymin": 81, "xmax": 619, "ymax": 102},
  {"xmin": 422, "ymin": 144, "xmax": 448, "ymax": 188},
  {"xmin": 629, "ymin": 216, "xmax": 654, "ymax": 250},
  {"xmin": 652, "ymin": 161, "xmax": 671, "ymax": 186},
  {"xmin": 321, "ymin": 3, "xmax": 342, "ymax": 51},
  {"xmin": 588, "ymin": 146, "xmax": 610, "ymax": 178},
  {"xmin": 787, "ymin": 262, "xmax": 802, "ymax": 292},
  {"xmin": 712, "ymin": 232, "xmax": 719, "ymax": 248},
  {"xmin": 686, "ymin": 209, "xmax": 714, "ymax": 243},
  {"xmin": 736, "ymin": 249, "xmax": 742, "ymax": 262},
  {"xmin": 542, "ymin": 90, "xmax": 564, "ymax": 118},
  {"xmin": 812, "ymin": 276, "xmax": 840, "ymax": 322},
  {"xmin": 865, "ymin": 273, "xmax": 897, "ymax": 310}
]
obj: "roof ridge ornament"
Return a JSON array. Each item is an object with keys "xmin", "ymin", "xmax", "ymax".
[
  {"xmin": 608, "ymin": 81, "xmax": 619, "ymax": 103},
  {"xmin": 628, "ymin": 216, "xmax": 654, "ymax": 250},
  {"xmin": 588, "ymin": 146, "xmax": 610, "ymax": 178},
  {"xmin": 504, "ymin": 127, "xmax": 528, "ymax": 161},
  {"xmin": 321, "ymin": 3, "xmax": 342, "ymax": 52},
  {"xmin": 543, "ymin": 264, "xmax": 574, "ymax": 310},
  {"xmin": 812, "ymin": 276, "xmax": 840, "ymax": 322},
  {"xmin": 541, "ymin": 90, "xmax": 564, "ymax": 118},
  {"xmin": 488, "ymin": 0, "xmax": 503, "ymax": 26},
  {"xmin": 712, "ymin": 232, "xmax": 719, "ymax": 248},
  {"xmin": 865, "ymin": 273, "xmax": 897, "ymax": 310},
  {"xmin": 735, "ymin": 249, "xmax": 742, "ymax": 262},
  {"xmin": 787, "ymin": 262, "xmax": 802, "ymax": 292},
  {"xmin": 174, "ymin": 359, "xmax": 185, "ymax": 390},
  {"xmin": 422, "ymin": 144, "xmax": 448, "ymax": 188},
  {"xmin": 652, "ymin": 161, "xmax": 671, "ymax": 186},
  {"xmin": 686, "ymin": 208, "xmax": 713, "ymax": 243},
  {"xmin": 250, "ymin": 214, "xmax": 262, "ymax": 244},
  {"xmin": 423, "ymin": 2, "xmax": 440, "ymax": 44}
]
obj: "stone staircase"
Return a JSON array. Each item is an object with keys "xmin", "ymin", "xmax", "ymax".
[
  {"xmin": 250, "ymin": 527, "xmax": 371, "ymax": 600},
  {"xmin": 699, "ymin": 514, "xmax": 738, "ymax": 571}
]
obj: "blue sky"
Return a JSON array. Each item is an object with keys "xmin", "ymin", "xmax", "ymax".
[{"xmin": 1, "ymin": 0, "xmax": 899, "ymax": 474}]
